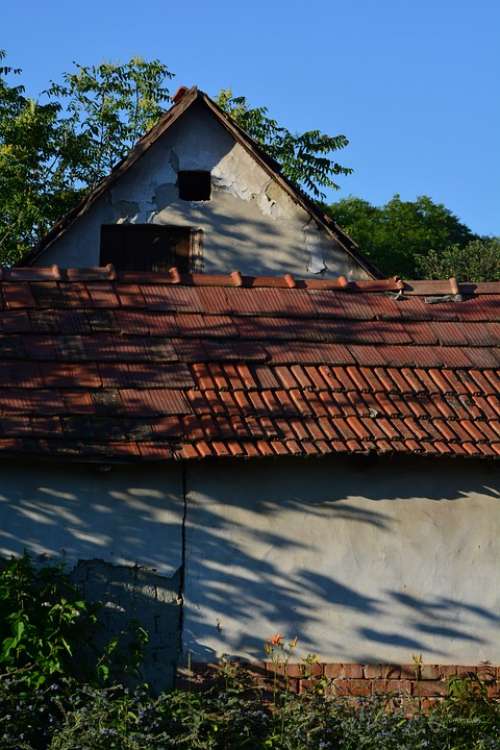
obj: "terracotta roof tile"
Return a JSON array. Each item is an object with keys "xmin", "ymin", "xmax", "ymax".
[
  {"xmin": 0, "ymin": 311, "xmax": 32, "ymax": 333},
  {"xmin": 141, "ymin": 284, "xmax": 202, "ymax": 312},
  {"xmin": 3, "ymin": 284, "xmax": 37, "ymax": 309},
  {"xmin": 219, "ymin": 363, "xmax": 245, "ymax": 390},
  {"xmin": 119, "ymin": 388, "xmax": 191, "ymax": 415},
  {"xmin": 464, "ymin": 347, "xmax": 499, "ymax": 369},
  {"xmin": 0, "ymin": 269, "xmax": 496, "ymax": 461},
  {"xmin": 114, "ymin": 284, "xmax": 144, "ymax": 307}
]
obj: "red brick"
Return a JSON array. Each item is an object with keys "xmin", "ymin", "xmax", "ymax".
[
  {"xmin": 420, "ymin": 664, "xmax": 441, "ymax": 680},
  {"xmin": 438, "ymin": 665, "xmax": 458, "ymax": 679},
  {"xmin": 333, "ymin": 678, "xmax": 372, "ymax": 697},
  {"xmin": 298, "ymin": 679, "xmax": 317, "ymax": 693},
  {"xmin": 324, "ymin": 663, "xmax": 343, "ymax": 679},
  {"xmin": 455, "ymin": 665, "xmax": 478, "ymax": 677},
  {"xmin": 400, "ymin": 663, "xmax": 420, "ymax": 679},
  {"xmin": 301, "ymin": 661, "xmax": 323, "ymax": 678},
  {"xmin": 284, "ymin": 664, "xmax": 304, "ymax": 678},
  {"xmin": 420, "ymin": 697, "xmax": 442, "ymax": 713},
  {"xmin": 413, "ymin": 681, "xmax": 447, "ymax": 697},
  {"xmin": 400, "ymin": 697, "xmax": 420, "ymax": 717},
  {"xmin": 382, "ymin": 665, "xmax": 402, "ymax": 679},
  {"xmin": 363, "ymin": 664, "xmax": 384, "ymax": 679},
  {"xmin": 486, "ymin": 682, "xmax": 499, "ymax": 699},
  {"xmin": 477, "ymin": 666, "xmax": 496, "ymax": 683},
  {"xmin": 372, "ymin": 679, "xmax": 412, "ymax": 695}
]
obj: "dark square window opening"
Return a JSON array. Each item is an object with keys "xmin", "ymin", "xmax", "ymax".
[
  {"xmin": 178, "ymin": 170, "xmax": 211, "ymax": 201},
  {"xmin": 100, "ymin": 224, "xmax": 203, "ymax": 273}
]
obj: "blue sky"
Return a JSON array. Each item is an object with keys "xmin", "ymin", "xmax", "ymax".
[{"xmin": 3, "ymin": 0, "xmax": 499, "ymax": 235}]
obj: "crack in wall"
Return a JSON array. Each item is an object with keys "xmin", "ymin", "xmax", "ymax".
[{"xmin": 177, "ymin": 462, "xmax": 188, "ymax": 662}]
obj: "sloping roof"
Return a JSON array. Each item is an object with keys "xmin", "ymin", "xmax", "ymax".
[
  {"xmin": 22, "ymin": 87, "xmax": 379, "ymax": 278},
  {"xmin": 0, "ymin": 267, "xmax": 498, "ymax": 462}
]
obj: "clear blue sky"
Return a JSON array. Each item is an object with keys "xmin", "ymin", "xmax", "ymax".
[{"xmin": 3, "ymin": 0, "xmax": 499, "ymax": 235}]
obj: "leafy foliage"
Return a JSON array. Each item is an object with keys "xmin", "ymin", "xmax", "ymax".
[
  {"xmin": 0, "ymin": 554, "xmax": 148, "ymax": 690},
  {"xmin": 0, "ymin": 51, "xmax": 83, "ymax": 264},
  {"xmin": 0, "ymin": 561, "xmax": 498, "ymax": 748},
  {"xmin": 46, "ymin": 58, "xmax": 172, "ymax": 187},
  {"xmin": 216, "ymin": 89, "xmax": 352, "ymax": 199},
  {"xmin": 0, "ymin": 51, "xmax": 172, "ymax": 263},
  {"xmin": 416, "ymin": 238, "xmax": 500, "ymax": 282},
  {"xmin": 0, "ymin": 554, "xmax": 98, "ymax": 687},
  {"xmin": 1, "ymin": 665, "xmax": 498, "ymax": 750},
  {"xmin": 327, "ymin": 194, "xmax": 477, "ymax": 278}
]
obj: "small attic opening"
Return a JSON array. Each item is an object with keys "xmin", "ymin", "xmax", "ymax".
[
  {"xmin": 178, "ymin": 171, "xmax": 211, "ymax": 201},
  {"xmin": 100, "ymin": 224, "xmax": 203, "ymax": 273}
]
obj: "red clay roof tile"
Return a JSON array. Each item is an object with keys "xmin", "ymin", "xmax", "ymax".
[
  {"xmin": 3, "ymin": 284, "xmax": 36, "ymax": 309},
  {"xmin": 0, "ymin": 269, "xmax": 496, "ymax": 461}
]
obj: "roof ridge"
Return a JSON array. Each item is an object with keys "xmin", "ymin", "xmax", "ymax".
[{"xmin": 2, "ymin": 267, "xmax": 499, "ymax": 296}]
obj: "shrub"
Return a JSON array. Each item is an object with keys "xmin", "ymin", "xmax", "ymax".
[
  {"xmin": 2, "ymin": 667, "xmax": 496, "ymax": 750},
  {"xmin": 0, "ymin": 558, "xmax": 498, "ymax": 749},
  {"xmin": 0, "ymin": 554, "xmax": 100, "ymax": 688},
  {"xmin": 0, "ymin": 554, "xmax": 148, "ymax": 689}
]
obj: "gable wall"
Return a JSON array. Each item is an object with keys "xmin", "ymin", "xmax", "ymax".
[{"xmin": 35, "ymin": 102, "xmax": 369, "ymax": 278}]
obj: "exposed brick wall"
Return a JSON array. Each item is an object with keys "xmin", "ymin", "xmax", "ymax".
[
  {"xmin": 182, "ymin": 662, "xmax": 500, "ymax": 707},
  {"xmin": 71, "ymin": 560, "xmax": 181, "ymax": 691}
]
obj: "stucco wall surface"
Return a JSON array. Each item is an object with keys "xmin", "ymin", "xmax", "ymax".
[
  {"xmin": 1, "ymin": 456, "xmax": 498, "ymax": 680},
  {"xmin": 183, "ymin": 457, "xmax": 500, "ymax": 666},
  {"xmin": 0, "ymin": 462, "xmax": 184, "ymax": 689},
  {"xmin": 36, "ymin": 102, "xmax": 367, "ymax": 279},
  {"xmin": 0, "ymin": 462, "xmax": 183, "ymax": 572}
]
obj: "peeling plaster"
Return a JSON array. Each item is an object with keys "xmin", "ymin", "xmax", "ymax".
[
  {"xmin": 304, "ymin": 219, "xmax": 328, "ymax": 274},
  {"xmin": 37, "ymin": 101, "xmax": 371, "ymax": 279}
]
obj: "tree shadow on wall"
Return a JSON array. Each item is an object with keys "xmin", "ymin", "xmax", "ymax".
[
  {"xmin": 182, "ymin": 454, "xmax": 499, "ymax": 663},
  {"xmin": 0, "ymin": 453, "xmax": 498, "ymax": 683}
]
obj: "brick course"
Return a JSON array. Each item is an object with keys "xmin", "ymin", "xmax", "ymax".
[{"xmin": 183, "ymin": 661, "xmax": 500, "ymax": 708}]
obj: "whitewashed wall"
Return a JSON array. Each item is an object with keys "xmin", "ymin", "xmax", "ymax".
[
  {"xmin": 0, "ymin": 462, "xmax": 185, "ymax": 689},
  {"xmin": 36, "ymin": 102, "xmax": 368, "ymax": 279},
  {"xmin": 0, "ymin": 462, "xmax": 184, "ymax": 573},
  {"xmin": 183, "ymin": 456, "xmax": 500, "ymax": 666},
  {"xmin": 1, "ymin": 456, "xmax": 498, "ymax": 676}
]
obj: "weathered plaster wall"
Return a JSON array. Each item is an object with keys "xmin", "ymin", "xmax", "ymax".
[
  {"xmin": 36, "ymin": 102, "xmax": 368, "ymax": 279},
  {"xmin": 0, "ymin": 462, "xmax": 184, "ymax": 688},
  {"xmin": 183, "ymin": 456, "xmax": 500, "ymax": 666},
  {"xmin": 2, "ymin": 456, "xmax": 497, "ymax": 681}
]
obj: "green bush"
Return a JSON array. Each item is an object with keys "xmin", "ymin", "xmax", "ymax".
[
  {"xmin": 0, "ymin": 554, "xmax": 147, "ymax": 689},
  {"xmin": 0, "ymin": 554, "xmax": 100, "ymax": 688},
  {"xmin": 1, "ymin": 667, "xmax": 498, "ymax": 750},
  {"xmin": 0, "ymin": 557, "xmax": 498, "ymax": 749}
]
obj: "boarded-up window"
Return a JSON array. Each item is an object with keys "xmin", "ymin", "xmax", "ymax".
[{"xmin": 100, "ymin": 225, "xmax": 202, "ymax": 272}]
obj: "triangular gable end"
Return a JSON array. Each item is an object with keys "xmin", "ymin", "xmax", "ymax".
[{"xmin": 24, "ymin": 87, "xmax": 379, "ymax": 279}]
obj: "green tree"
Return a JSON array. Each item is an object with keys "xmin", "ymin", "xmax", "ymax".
[
  {"xmin": 327, "ymin": 194, "xmax": 476, "ymax": 278},
  {"xmin": 0, "ymin": 52, "xmax": 172, "ymax": 264},
  {"xmin": 47, "ymin": 58, "xmax": 172, "ymax": 186},
  {"xmin": 416, "ymin": 238, "xmax": 500, "ymax": 282},
  {"xmin": 0, "ymin": 51, "xmax": 84, "ymax": 264},
  {"xmin": 216, "ymin": 89, "xmax": 352, "ymax": 199}
]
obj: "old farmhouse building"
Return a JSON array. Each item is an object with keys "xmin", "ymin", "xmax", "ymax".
[{"xmin": 1, "ymin": 87, "xmax": 498, "ymax": 695}]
